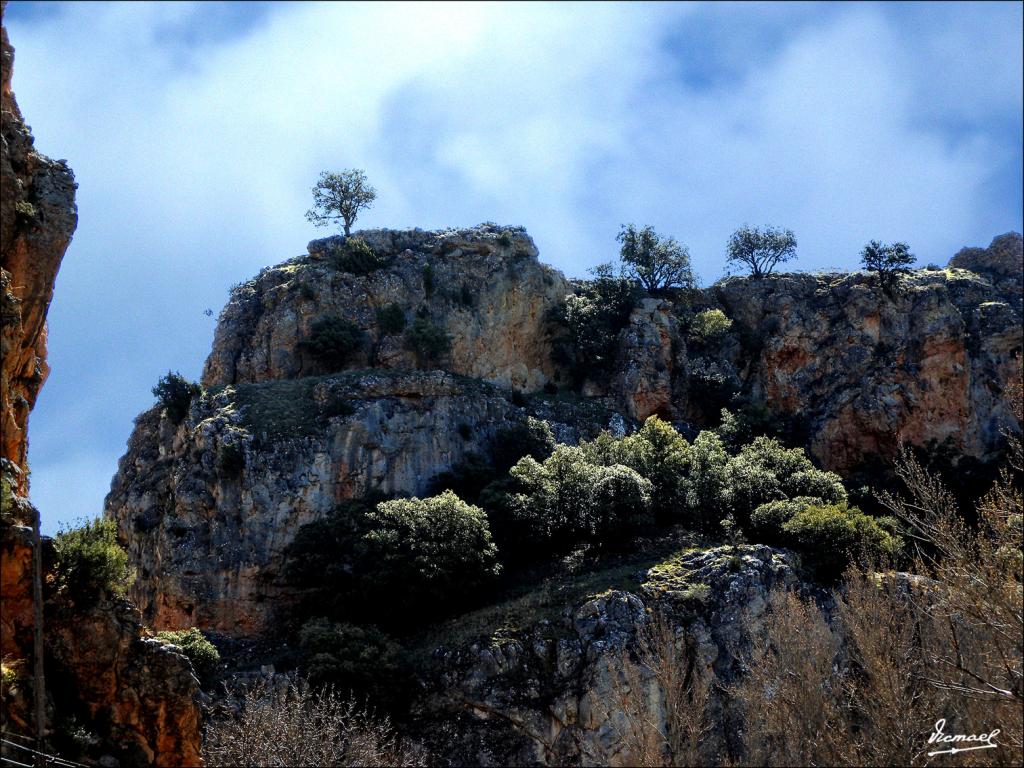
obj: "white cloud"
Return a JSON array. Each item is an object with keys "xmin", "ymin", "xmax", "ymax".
[{"xmin": 6, "ymin": 0, "xmax": 1020, "ymax": 532}]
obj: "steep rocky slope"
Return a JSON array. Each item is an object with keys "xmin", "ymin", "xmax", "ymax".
[
  {"xmin": 0, "ymin": 7, "xmax": 201, "ymax": 765},
  {"xmin": 110, "ymin": 225, "xmax": 1021, "ymax": 638},
  {"xmin": 108, "ymin": 370, "xmax": 611, "ymax": 633},
  {"xmin": 414, "ymin": 544, "xmax": 806, "ymax": 766}
]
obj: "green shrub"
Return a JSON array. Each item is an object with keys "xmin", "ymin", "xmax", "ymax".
[
  {"xmin": 749, "ymin": 497, "xmax": 819, "ymax": 545},
  {"xmin": 496, "ymin": 231, "xmax": 514, "ymax": 248},
  {"xmin": 360, "ymin": 491, "xmax": 500, "ymax": 621},
  {"xmin": 375, "ymin": 303, "xmax": 407, "ymax": 336},
  {"xmin": 422, "ymin": 263, "xmax": 435, "ymax": 297},
  {"xmin": 683, "ymin": 431, "xmax": 732, "ymax": 531},
  {"xmin": 217, "ymin": 443, "xmax": 245, "ymax": 477},
  {"xmin": 283, "ymin": 498, "xmax": 378, "ymax": 623},
  {"xmin": 319, "ymin": 394, "xmax": 355, "ymax": 420},
  {"xmin": 330, "ymin": 237, "xmax": 391, "ymax": 275},
  {"xmin": 688, "ymin": 308, "xmax": 732, "ymax": 347},
  {"xmin": 488, "ymin": 445, "xmax": 653, "ymax": 559},
  {"xmin": 155, "ymin": 628, "xmax": 221, "ymax": 689},
  {"xmin": 152, "ymin": 372, "xmax": 201, "ymax": 424},
  {"xmin": 53, "ymin": 518, "xmax": 132, "ymax": 606},
  {"xmin": 430, "ymin": 452, "xmax": 497, "ymax": 503},
  {"xmin": 298, "ymin": 619, "xmax": 407, "ymax": 711},
  {"xmin": 550, "ymin": 263, "xmax": 637, "ymax": 387},
  {"xmin": 402, "ymin": 317, "xmax": 450, "ymax": 368},
  {"xmin": 608, "ymin": 416, "xmax": 690, "ymax": 523},
  {"xmin": 782, "ymin": 503, "xmax": 901, "ymax": 580},
  {"xmin": 300, "ymin": 317, "xmax": 366, "ymax": 371},
  {"xmin": 491, "ymin": 416, "xmax": 555, "ymax": 473},
  {"xmin": 724, "ymin": 436, "xmax": 847, "ymax": 528}
]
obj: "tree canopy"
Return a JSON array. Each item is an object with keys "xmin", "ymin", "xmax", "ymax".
[
  {"xmin": 860, "ymin": 240, "xmax": 915, "ymax": 288},
  {"xmin": 305, "ymin": 169, "xmax": 377, "ymax": 237},
  {"xmin": 617, "ymin": 224, "xmax": 696, "ymax": 293},
  {"xmin": 726, "ymin": 225, "xmax": 797, "ymax": 277}
]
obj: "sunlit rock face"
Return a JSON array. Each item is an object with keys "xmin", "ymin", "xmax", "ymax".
[
  {"xmin": 712, "ymin": 233, "xmax": 1021, "ymax": 473},
  {"xmin": 202, "ymin": 224, "xmax": 569, "ymax": 393},
  {"xmin": 113, "ymin": 223, "xmax": 1020, "ymax": 640},
  {"xmin": 0, "ymin": 6, "xmax": 77, "ymax": 495},
  {"xmin": 1, "ymin": 8, "xmax": 202, "ymax": 764}
]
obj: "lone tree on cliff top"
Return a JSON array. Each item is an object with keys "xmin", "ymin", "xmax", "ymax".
[
  {"xmin": 726, "ymin": 225, "xmax": 797, "ymax": 277},
  {"xmin": 617, "ymin": 224, "xmax": 696, "ymax": 294},
  {"xmin": 306, "ymin": 169, "xmax": 377, "ymax": 237},
  {"xmin": 860, "ymin": 240, "xmax": 915, "ymax": 289}
]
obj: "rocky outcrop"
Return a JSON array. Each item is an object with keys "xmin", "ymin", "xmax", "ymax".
[
  {"xmin": 107, "ymin": 370, "xmax": 611, "ymax": 634},
  {"xmin": 711, "ymin": 240, "xmax": 1022, "ymax": 471},
  {"xmin": 0, "ymin": 8, "xmax": 202, "ymax": 765},
  {"xmin": 416, "ymin": 545, "xmax": 806, "ymax": 766},
  {"xmin": 614, "ymin": 298, "xmax": 683, "ymax": 422},
  {"xmin": 0, "ymin": 3, "xmax": 78, "ymax": 493},
  {"xmin": 111, "ymin": 227, "xmax": 1021, "ymax": 640},
  {"xmin": 46, "ymin": 598, "xmax": 203, "ymax": 767},
  {"xmin": 202, "ymin": 225, "xmax": 568, "ymax": 392}
]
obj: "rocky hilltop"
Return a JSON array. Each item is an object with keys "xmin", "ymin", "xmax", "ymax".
[
  {"xmin": 108, "ymin": 224, "xmax": 1021, "ymax": 638},
  {"xmin": 0, "ymin": 7, "xmax": 201, "ymax": 765}
]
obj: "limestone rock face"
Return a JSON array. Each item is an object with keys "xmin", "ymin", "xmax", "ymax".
[
  {"xmin": 712, "ymin": 250, "xmax": 1021, "ymax": 472},
  {"xmin": 0, "ymin": 6, "xmax": 78, "ymax": 494},
  {"xmin": 418, "ymin": 545, "xmax": 804, "ymax": 766},
  {"xmin": 107, "ymin": 371, "xmax": 608, "ymax": 634},
  {"xmin": 0, "ymin": 10, "xmax": 202, "ymax": 764},
  {"xmin": 614, "ymin": 298, "xmax": 683, "ymax": 422},
  {"xmin": 46, "ymin": 598, "xmax": 203, "ymax": 768},
  {"xmin": 202, "ymin": 225, "xmax": 568, "ymax": 392}
]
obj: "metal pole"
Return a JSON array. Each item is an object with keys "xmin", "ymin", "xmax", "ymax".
[{"xmin": 30, "ymin": 504, "xmax": 45, "ymax": 768}]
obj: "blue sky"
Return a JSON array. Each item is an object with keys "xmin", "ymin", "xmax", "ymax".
[{"xmin": 5, "ymin": 1, "xmax": 1021, "ymax": 534}]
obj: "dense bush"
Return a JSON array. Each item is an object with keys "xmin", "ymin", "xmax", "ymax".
[
  {"xmin": 375, "ymin": 303, "xmax": 407, "ymax": 336},
  {"xmin": 360, "ymin": 491, "xmax": 500, "ymax": 619},
  {"xmin": 551, "ymin": 263, "xmax": 637, "ymax": 386},
  {"xmin": 402, "ymin": 317, "xmax": 450, "ymax": 368},
  {"xmin": 217, "ymin": 443, "xmax": 246, "ymax": 477},
  {"xmin": 687, "ymin": 308, "xmax": 732, "ymax": 347},
  {"xmin": 53, "ymin": 518, "xmax": 132, "ymax": 606},
  {"xmin": 330, "ymin": 237, "xmax": 392, "ymax": 275},
  {"xmin": 300, "ymin": 317, "xmax": 366, "ymax": 371},
  {"xmin": 155, "ymin": 627, "xmax": 221, "ymax": 689},
  {"xmin": 486, "ymin": 445, "xmax": 653, "ymax": 559},
  {"xmin": 781, "ymin": 502, "xmax": 901, "ymax": 580},
  {"xmin": 286, "ymin": 492, "xmax": 499, "ymax": 627},
  {"xmin": 724, "ymin": 436, "xmax": 846, "ymax": 528},
  {"xmin": 298, "ymin": 619, "xmax": 407, "ymax": 711},
  {"xmin": 283, "ymin": 498, "xmax": 377, "ymax": 623},
  {"xmin": 152, "ymin": 371, "xmax": 201, "ymax": 424},
  {"xmin": 491, "ymin": 416, "xmax": 556, "ymax": 473},
  {"xmin": 683, "ymin": 431, "xmax": 732, "ymax": 530},
  {"xmin": 583, "ymin": 416, "xmax": 690, "ymax": 523},
  {"xmin": 748, "ymin": 497, "xmax": 819, "ymax": 545}
]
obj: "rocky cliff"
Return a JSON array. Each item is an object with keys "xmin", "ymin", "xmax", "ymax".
[
  {"xmin": 109, "ymin": 224, "xmax": 1021, "ymax": 638},
  {"xmin": 0, "ymin": 7, "xmax": 202, "ymax": 765},
  {"xmin": 414, "ymin": 544, "xmax": 806, "ymax": 766},
  {"xmin": 202, "ymin": 225, "xmax": 568, "ymax": 392},
  {"xmin": 107, "ymin": 369, "xmax": 611, "ymax": 633}
]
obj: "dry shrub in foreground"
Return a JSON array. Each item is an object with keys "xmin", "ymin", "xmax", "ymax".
[
  {"xmin": 732, "ymin": 421, "xmax": 1022, "ymax": 766},
  {"xmin": 606, "ymin": 611, "xmax": 713, "ymax": 766},
  {"xmin": 202, "ymin": 678, "xmax": 424, "ymax": 767}
]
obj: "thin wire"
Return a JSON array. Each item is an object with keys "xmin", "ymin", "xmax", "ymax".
[
  {"xmin": 0, "ymin": 756, "xmax": 33, "ymax": 768},
  {"xmin": 0, "ymin": 740, "xmax": 87, "ymax": 768}
]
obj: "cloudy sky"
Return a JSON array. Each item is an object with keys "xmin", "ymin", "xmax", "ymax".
[{"xmin": 5, "ymin": 1, "xmax": 1022, "ymax": 534}]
